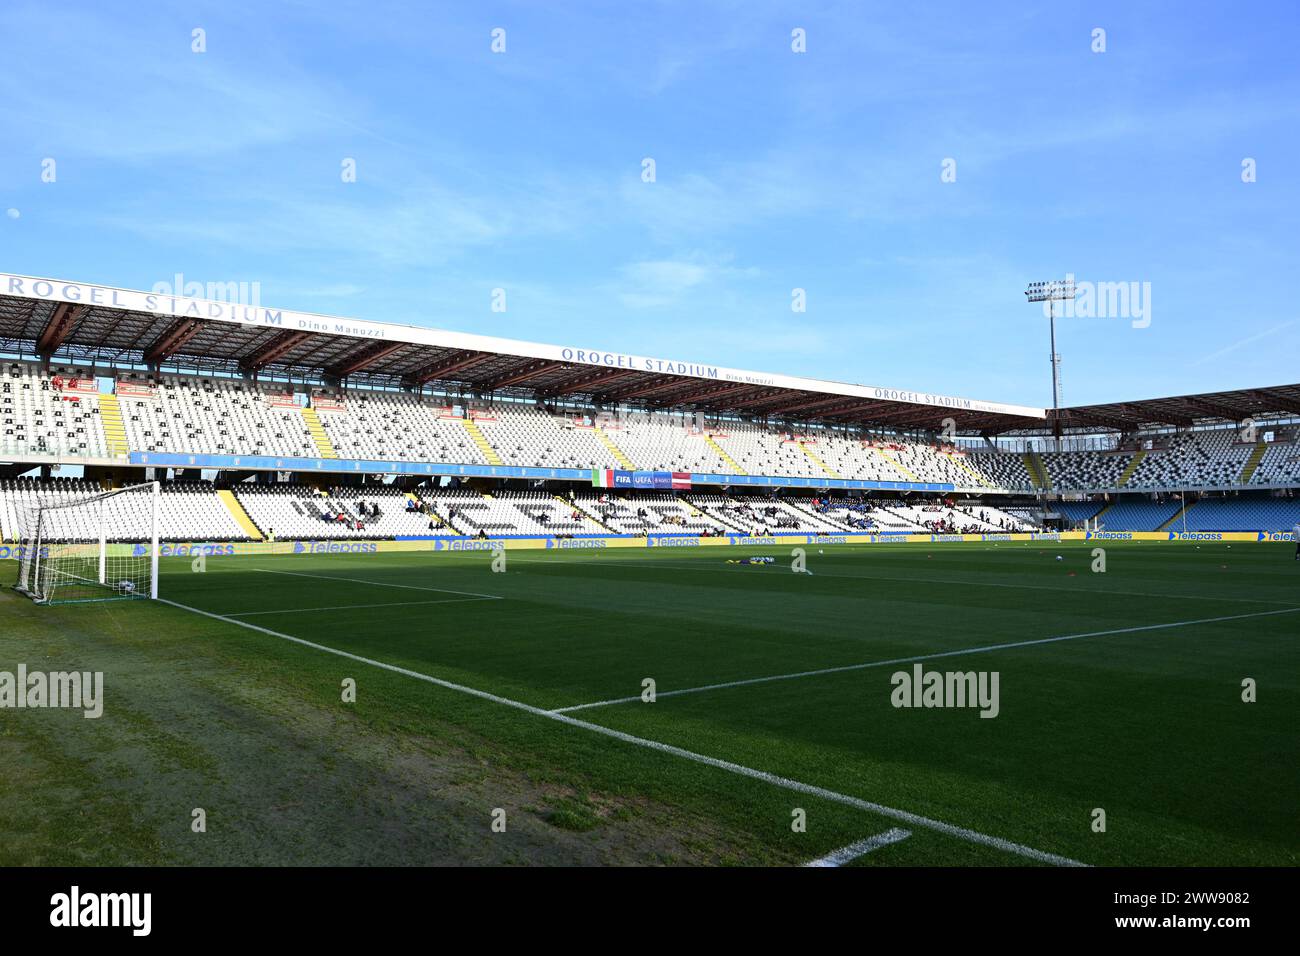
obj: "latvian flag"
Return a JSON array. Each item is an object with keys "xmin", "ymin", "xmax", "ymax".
[
  {"xmin": 671, "ymin": 472, "xmax": 691, "ymax": 489},
  {"xmin": 592, "ymin": 468, "xmax": 615, "ymax": 488}
]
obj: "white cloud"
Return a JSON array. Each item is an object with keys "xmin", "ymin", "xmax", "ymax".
[{"xmin": 613, "ymin": 253, "xmax": 759, "ymax": 309}]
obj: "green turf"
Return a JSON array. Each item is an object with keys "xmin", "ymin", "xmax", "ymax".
[{"xmin": 2, "ymin": 539, "xmax": 1296, "ymax": 866}]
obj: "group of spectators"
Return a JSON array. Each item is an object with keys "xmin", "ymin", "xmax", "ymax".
[
  {"xmin": 314, "ymin": 501, "xmax": 372, "ymax": 532},
  {"xmin": 403, "ymin": 494, "xmax": 445, "ymax": 532},
  {"xmin": 920, "ymin": 508, "xmax": 1008, "ymax": 534},
  {"xmin": 811, "ymin": 496, "xmax": 878, "ymax": 530},
  {"xmin": 971, "ymin": 508, "xmax": 1013, "ymax": 531}
]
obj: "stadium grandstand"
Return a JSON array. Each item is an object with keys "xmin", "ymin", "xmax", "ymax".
[{"xmin": 1, "ymin": 274, "xmax": 1299, "ymax": 545}]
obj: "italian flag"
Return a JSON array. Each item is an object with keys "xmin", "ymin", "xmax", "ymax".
[{"xmin": 592, "ymin": 468, "xmax": 615, "ymax": 487}]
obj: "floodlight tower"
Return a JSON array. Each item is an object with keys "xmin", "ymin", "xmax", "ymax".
[{"xmin": 1025, "ymin": 277, "xmax": 1076, "ymax": 452}]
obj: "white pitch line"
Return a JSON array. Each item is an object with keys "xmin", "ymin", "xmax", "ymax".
[
  {"xmin": 225, "ymin": 596, "xmax": 495, "ymax": 618},
  {"xmin": 803, "ymin": 828, "xmax": 912, "ymax": 867},
  {"xmin": 251, "ymin": 567, "xmax": 503, "ymax": 601},
  {"xmin": 158, "ymin": 597, "xmax": 1087, "ymax": 867},
  {"xmin": 550, "ymin": 605, "xmax": 1300, "ymax": 713}
]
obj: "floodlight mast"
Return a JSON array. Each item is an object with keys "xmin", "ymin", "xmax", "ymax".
[{"xmin": 1025, "ymin": 278, "xmax": 1076, "ymax": 453}]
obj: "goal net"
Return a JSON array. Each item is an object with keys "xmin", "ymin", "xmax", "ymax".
[{"xmin": 13, "ymin": 481, "xmax": 159, "ymax": 605}]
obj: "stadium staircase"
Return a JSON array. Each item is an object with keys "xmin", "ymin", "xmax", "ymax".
[
  {"xmin": 557, "ymin": 494, "xmax": 615, "ymax": 532},
  {"xmin": 797, "ymin": 441, "xmax": 840, "ymax": 479},
  {"xmin": 217, "ymin": 490, "xmax": 264, "ymax": 540},
  {"xmin": 461, "ymin": 419, "xmax": 502, "ymax": 466},
  {"xmin": 704, "ymin": 435, "xmax": 747, "ymax": 475},
  {"xmin": 592, "ymin": 425, "xmax": 636, "ymax": 470},
  {"xmin": 1116, "ymin": 450, "xmax": 1145, "ymax": 487},
  {"xmin": 1157, "ymin": 501, "xmax": 1193, "ymax": 531},
  {"xmin": 400, "ymin": 494, "xmax": 441, "ymax": 530},
  {"xmin": 300, "ymin": 407, "xmax": 337, "ymax": 459},
  {"xmin": 97, "ymin": 394, "xmax": 129, "ymax": 458},
  {"xmin": 784, "ymin": 498, "xmax": 853, "ymax": 530},
  {"xmin": 945, "ymin": 452, "xmax": 994, "ymax": 489},
  {"xmin": 874, "ymin": 447, "xmax": 918, "ymax": 481},
  {"xmin": 1237, "ymin": 442, "xmax": 1267, "ymax": 483},
  {"xmin": 1024, "ymin": 451, "xmax": 1050, "ymax": 490},
  {"xmin": 434, "ymin": 504, "xmax": 464, "ymax": 534}
]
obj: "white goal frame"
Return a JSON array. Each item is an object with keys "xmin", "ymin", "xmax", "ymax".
[{"xmin": 13, "ymin": 480, "xmax": 159, "ymax": 604}]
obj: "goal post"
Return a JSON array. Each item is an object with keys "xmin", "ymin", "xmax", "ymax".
[{"xmin": 13, "ymin": 481, "xmax": 160, "ymax": 605}]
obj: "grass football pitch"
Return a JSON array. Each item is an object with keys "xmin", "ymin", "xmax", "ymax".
[{"xmin": 2, "ymin": 539, "xmax": 1296, "ymax": 866}]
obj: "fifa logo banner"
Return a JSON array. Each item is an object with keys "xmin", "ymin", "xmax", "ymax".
[{"xmin": 592, "ymin": 469, "xmax": 690, "ymax": 489}]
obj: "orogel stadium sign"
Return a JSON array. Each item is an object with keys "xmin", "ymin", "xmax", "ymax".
[{"xmin": 1, "ymin": 274, "xmax": 1044, "ymax": 419}]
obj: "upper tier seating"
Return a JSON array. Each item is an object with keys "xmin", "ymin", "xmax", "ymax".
[
  {"xmin": 1248, "ymin": 438, "xmax": 1300, "ymax": 486},
  {"xmin": 315, "ymin": 390, "xmax": 487, "ymax": 464},
  {"xmin": 1125, "ymin": 431, "xmax": 1254, "ymax": 490},
  {"xmin": 1, "ymin": 363, "xmax": 108, "ymax": 458},
  {"xmin": 965, "ymin": 452, "xmax": 1034, "ymax": 491},
  {"xmin": 1040, "ymin": 451, "xmax": 1134, "ymax": 490},
  {"xmin": 4, "ymin": 362, "xmax": 1299, "ymax": 494},
  {"xmin": 120, "ymin": 372, "xmax": 318, "ymax": 458}
]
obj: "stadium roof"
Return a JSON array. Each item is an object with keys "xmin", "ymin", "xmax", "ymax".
[
  {"xmin": 1056, "ymin": 383, "xmax": 1300, "ymax": 433},
  {"xmin": 1, "ymin": 274, "xmax": 1296, "ymax": 437}
]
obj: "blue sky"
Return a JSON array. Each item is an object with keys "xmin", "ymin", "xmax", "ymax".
[{"xmin": 1, "ymin": 0, "xmax": 1297, "ymax": 409}]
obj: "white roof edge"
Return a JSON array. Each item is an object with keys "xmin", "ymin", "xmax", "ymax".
[{"xmin": 1, "ymin": 273, "xmax": 1046, "ymax": 420}]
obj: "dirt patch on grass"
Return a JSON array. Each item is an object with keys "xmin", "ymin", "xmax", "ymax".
[{"xmin": 0, "ymin": 593, "xmax": 780, "ymax": 866}]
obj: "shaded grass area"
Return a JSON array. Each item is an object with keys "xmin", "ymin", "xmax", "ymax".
[{"xmin": 2, "ymin": 539, "xmax": 1296, "ymax": 865}]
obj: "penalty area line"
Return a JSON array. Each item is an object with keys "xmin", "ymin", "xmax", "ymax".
[
  {"xmin": 157, "ymin": 597, "xmax": 1087, "ymax": 868},
  {"xmin": 803, "ymin": 828, "xmax": 912, "ymax": 867},
  {"xmin": 224, "ymin": 596, "xmax": 496, "ymax": 617},
  {"xmin": 250, "ymin": 567, "xmax": 504, "ymax": 601},
  {"xmin": 550, "ymin": 605, "xmax": 1300, "ymax": 713}
]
